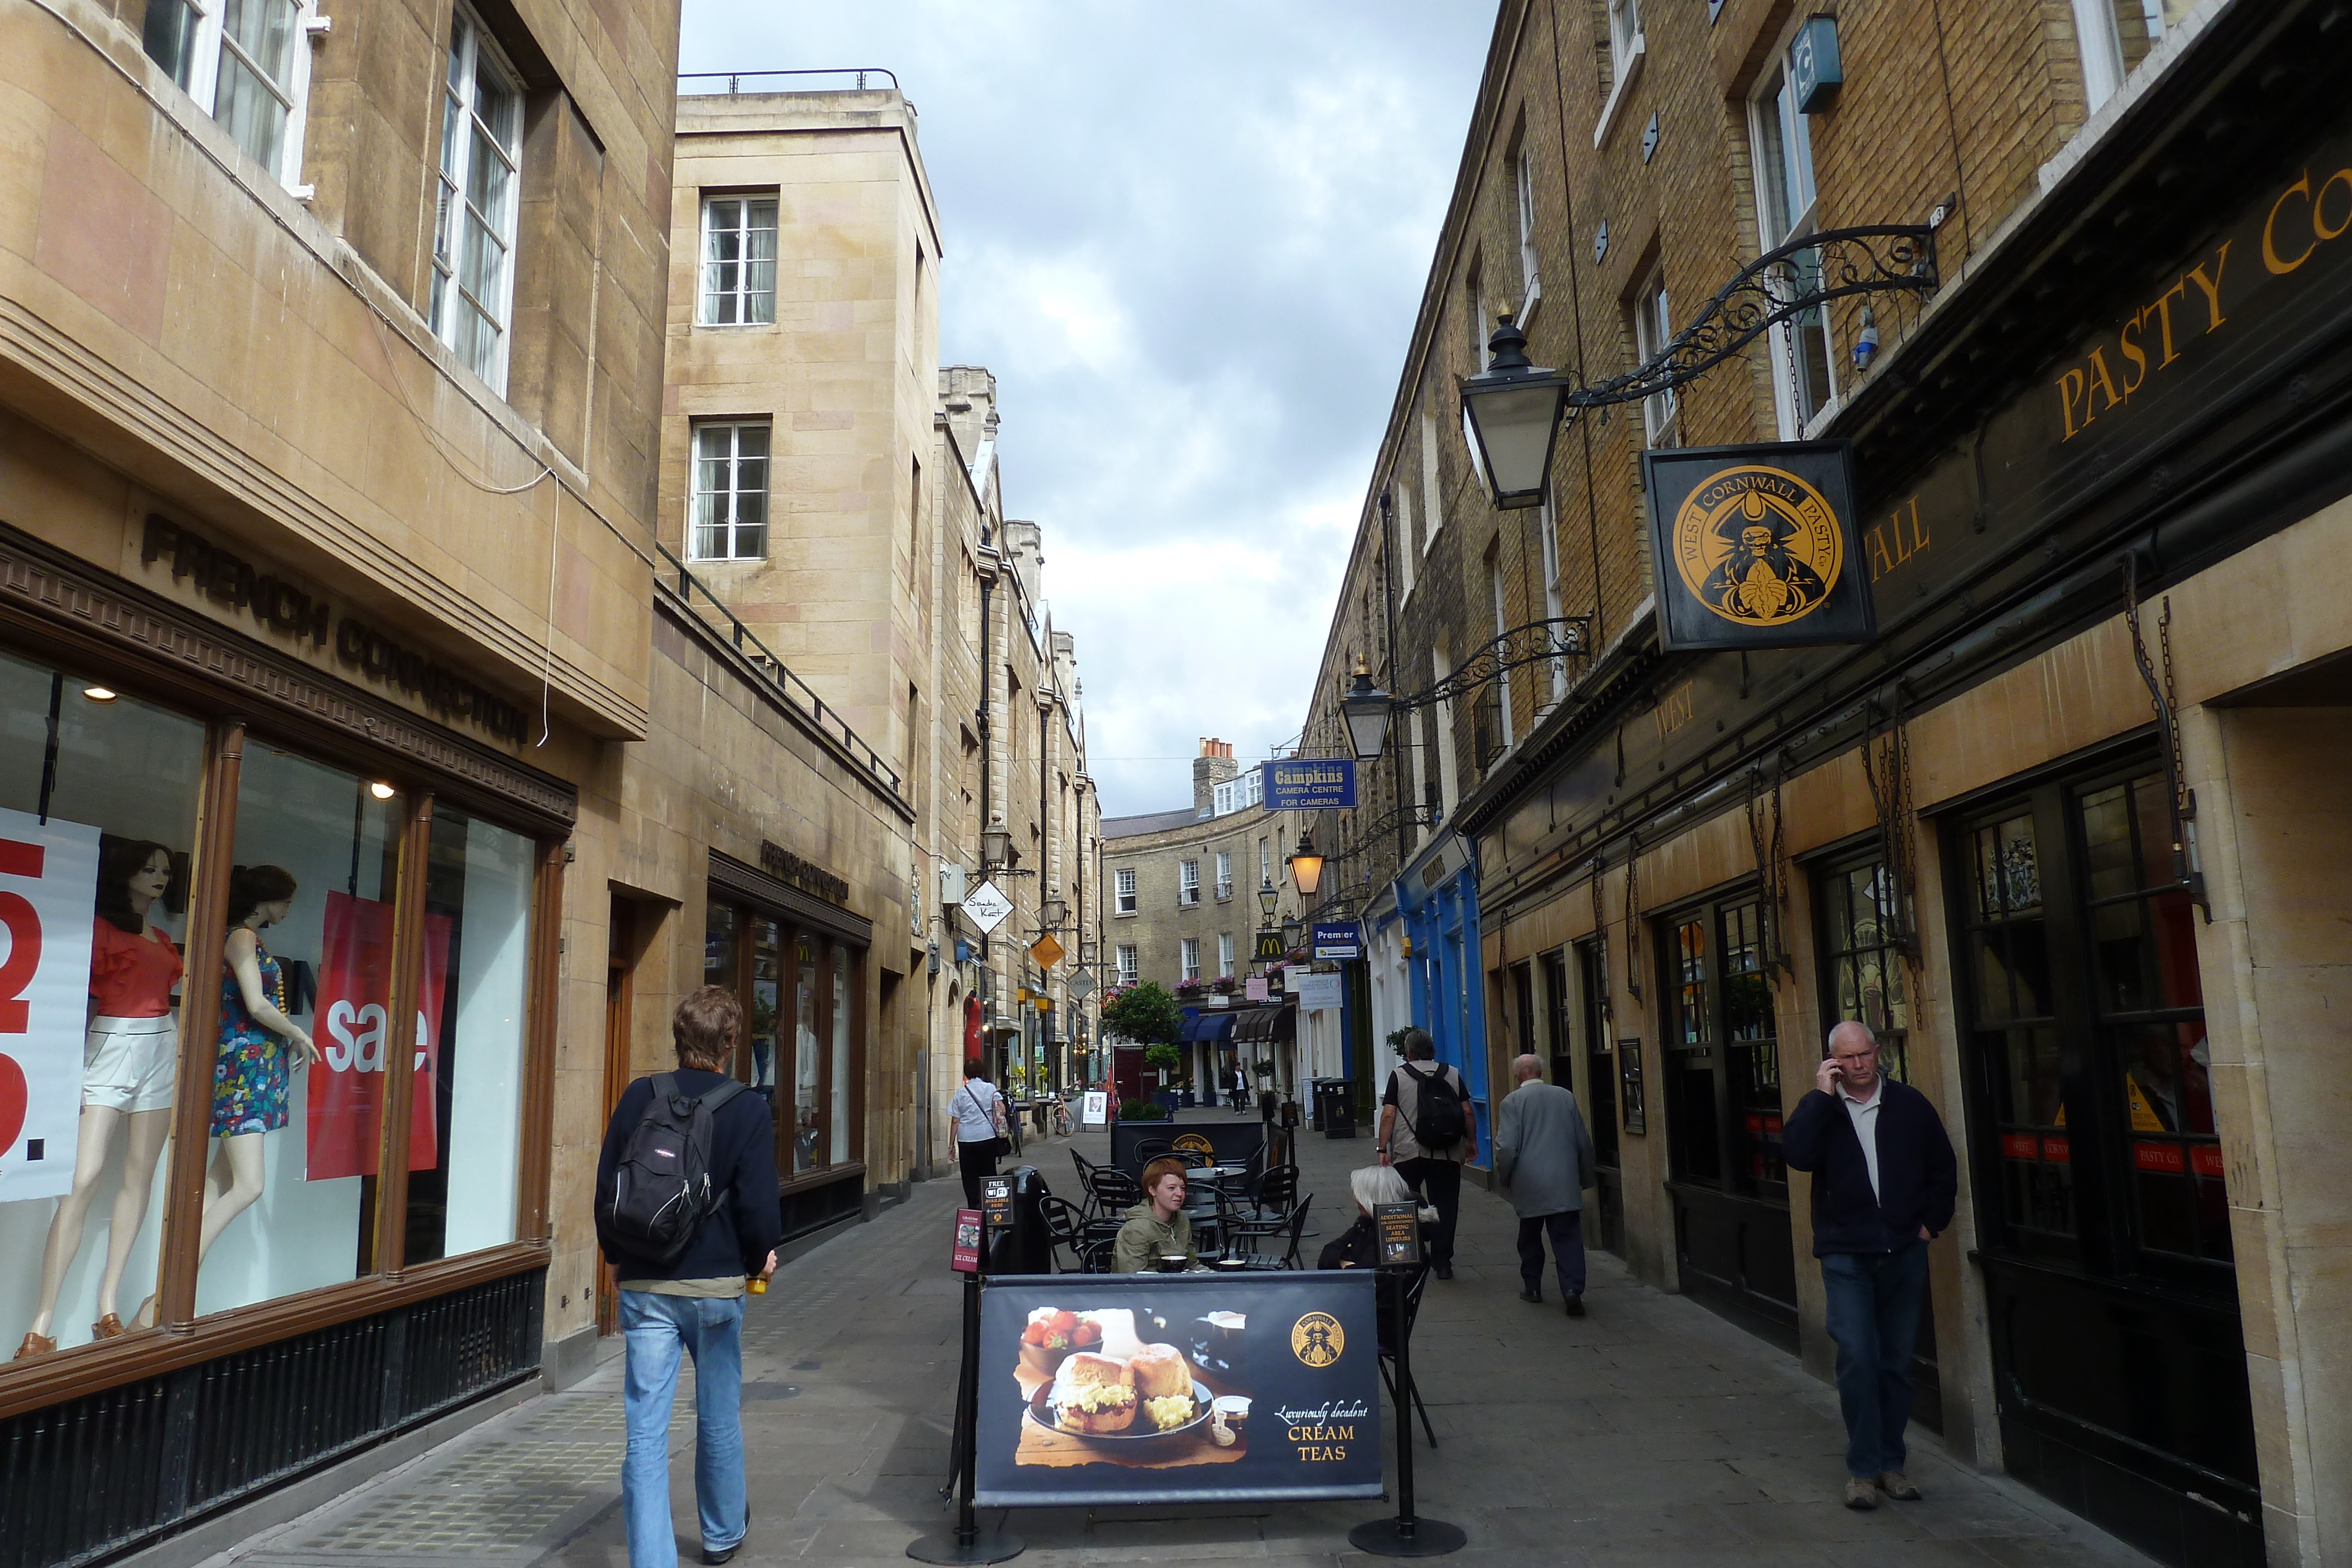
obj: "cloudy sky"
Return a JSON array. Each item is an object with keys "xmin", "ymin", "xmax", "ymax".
[{"xmin": 680, "ymin": 2, "xmax": 1495, "ymax": 818}]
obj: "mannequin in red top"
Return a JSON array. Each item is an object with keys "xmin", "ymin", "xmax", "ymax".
[{"xmin": 15, "ymin": 840, "xmax": 184, "ymax": 1361}]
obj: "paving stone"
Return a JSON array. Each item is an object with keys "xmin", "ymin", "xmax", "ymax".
[{"xmin": 191, "ymin": 1112, "xmax": 2157, "ymax": 1568}]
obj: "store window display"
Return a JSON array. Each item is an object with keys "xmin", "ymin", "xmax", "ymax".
[{"xmin": 0, "ymin": 653, "xmax": 204, "ymax": 1361}]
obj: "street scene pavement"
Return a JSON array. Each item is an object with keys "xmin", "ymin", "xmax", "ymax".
[{"xmin": 189, "ymin": 1109, "xmax": 2154, "ymax": 1568}]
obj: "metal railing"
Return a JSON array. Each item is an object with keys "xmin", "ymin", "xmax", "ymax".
[
  {"xmin": 656, "ymin": 541, "xmax": 908, "ymax": 802},
  {"xmin": 678, "ymin": 68, "xmax": 901, "ymax": 96}
]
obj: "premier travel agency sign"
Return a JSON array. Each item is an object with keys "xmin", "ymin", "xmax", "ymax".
[
  {"xmin": 1639, "ymin": 440, "xmax": 1876, "ymax": 652},
  {"xmin": 975, "ymin": 1271, "xmax": 1382, "ymax": 1507}
]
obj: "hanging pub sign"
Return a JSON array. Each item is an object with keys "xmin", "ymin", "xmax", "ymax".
[
  {"xmin": 1262, "ymin": 758, "xmax": 1356, "ymax": 811},
  {"xmin": 974, "ymin": 1271, "xmax": 1382, "ymax": 1507},
  {"xmin": 1639, "ymin": 440, "xmax": 1876, "ymax": 652}
]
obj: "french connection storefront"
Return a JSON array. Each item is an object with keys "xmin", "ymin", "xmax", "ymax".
[{"xmin": 0, "ymin": 517, "xmax": 571, "ymax": 1566}]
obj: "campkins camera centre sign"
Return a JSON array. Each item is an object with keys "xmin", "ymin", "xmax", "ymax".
[
  {"xmin": 1262, "ymin": 758, "xmax": 1356, "ymax": 811},
  {"xmin": 1640, "ymin": 441, "xmax": 1876, "ymax": 652},
  {"xmin": 975, "ymin": 1271, "xmax": 1382, "ymax": 1507}
]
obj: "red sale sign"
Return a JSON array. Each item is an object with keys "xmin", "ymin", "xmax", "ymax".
[
  {"xmin": 0, "ymin": 808, "xmax": 101, "ymax": 1203},
  {"xmin": 305, "ymin": 891, "xmax": 451, "ymax": 1181}
]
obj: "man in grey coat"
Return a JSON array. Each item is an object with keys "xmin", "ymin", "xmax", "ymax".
[{"xmin": 1492, "ymin": 1054, "xmax": 1598, "ymax": 1315}]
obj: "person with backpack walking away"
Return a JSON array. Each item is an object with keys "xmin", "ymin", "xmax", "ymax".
[
  {"xmin": 1377, "ymin": 1028, "xmax": 1476, "ymax": 1279},
  {"xmin": 596, "ymin": 986, "xmax": 783, "ymax": 1568},
  {"xmin": 948, "ymin": 1061, "xmax": 1010, "ymax": 1208}
]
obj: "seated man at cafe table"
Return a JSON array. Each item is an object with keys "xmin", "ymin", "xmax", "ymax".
[{"xmin": 1112, "ymin": 1156, "xmax": 1203, "ymax": 1273}]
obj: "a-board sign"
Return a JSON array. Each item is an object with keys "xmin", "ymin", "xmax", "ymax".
[
  {"xmin": 953, "ymin": 1208, "xmax": 984, "ymax": 1274},
  {"xmin": 974, "ymin": 1271, "xmax": 1383, "ymax": 1507},
  {"xmin": 1080, "ymin": 1091, "xmax": 1109, "ymax": 1126},
  {"xmin": 1375, "ymin": 1203, "xmax": 1422, "ymax": 1266}
]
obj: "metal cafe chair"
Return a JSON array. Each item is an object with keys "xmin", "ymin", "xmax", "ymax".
[
  {"xmin": 1132, "ymin": 1137, "xmax": 1175, "ymax": 1165},
  {"xmin": 1246, "ymin": 1161, "xmax": 1298, "ymax": 1222},
  {"xmin": 1376, "ymin": 1265, "xmax": 1439, "ymax": 1449},
  {"xmin": 1035, "ymin": 1194, "xmax": 1093, "ymax": 1273},
  {"xmin": 1068, "ymin": 1148, "xmax": 1103, "ymax": 1219},
  {"xmin": 1090, "ymin": 1166, "xmax": 1142, "ymax": 1217},
  {"xmin": 1078, "ymin": 1238, "xmax": 1118, "ymax": 1274},
  {"xmin": 1231, "ymin": 1194, "xmax": 1313, "ymax": 1271}
]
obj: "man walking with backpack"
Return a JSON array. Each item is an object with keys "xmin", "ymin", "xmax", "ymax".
[
  {"xmin": 1377, "ymin": 1028, "xmax": 1475, "ymax": 1279},
  {"xmin": 597, "ymin": 986, "xmax": 783, "ymax": 1567}
]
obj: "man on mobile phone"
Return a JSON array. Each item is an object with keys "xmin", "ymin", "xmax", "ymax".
[{"xmin": 1782, "ymin": 1021, "xmax": 1956, "ymax": 1513}]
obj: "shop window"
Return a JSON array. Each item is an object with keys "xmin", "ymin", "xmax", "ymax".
[
  {"xmin": 705, "ymin": 902, "xmax": 864, "ymax": 1176},
  {"xmin": 793, "ymin": 932, "xmax": 822, "ymax": 1171},
  {"xmin": 403, "ymin": 807, "xmax": 532, "ymax": 1265},
  {"xmin": 690, "ymin": 422, "xmax": 772, "ymax": 561},
  {"xmin": 141, "ymin": 0, "xmax": 318, "ymax": 188},
  {"xmin": 1574, "ymin": 938, "xmax": 1619, "ymax": 1161},
  {"xmin": 1750, "ymin": 45, "xmax": 1835, "ymax": 434},
  {"xmin": 0, "ymin": 653, "xmax": 205, "ymax": 1355},
  {"xmin": 1660, "ymin": 892, "xmax": 1785, "ymax": 1199},
  {"xmin": 830, "ymin": 942, "xmax": 854, "ymax": 1164},
  {"xmin": 430, "ymin": 4, "xmax": 524, "ymax": 390},
  {"xmin": 699, "ymin": 193, "xmax": 780, "ymax": 326},
  {"xmin": 1814, "ymin": 850, "xmax": 1914, "ymax": 1084},
  {"xmin": 197, "ymin": 742, "xmax": 404, "ymax": 1317}
]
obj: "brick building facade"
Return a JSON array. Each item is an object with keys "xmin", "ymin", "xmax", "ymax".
[{"xmin": 1288, "ymin": 2, "xmax": 2352, "ymax": 1562}]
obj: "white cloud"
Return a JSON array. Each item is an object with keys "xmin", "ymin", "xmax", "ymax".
[{"xmin": 681, "ymin": 1, "xmax": 1495, "ymax": 813}]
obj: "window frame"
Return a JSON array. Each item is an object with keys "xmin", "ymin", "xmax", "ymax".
[
  {"xmin": 1181, "ymin": 937, "xmax": 1201, "ymax": 983},
  {"xmin": 1114, "ymin": 866, "xmax": 1137, "ymax": 915},
  {"xmin": 1748, "ymin": 44, "xmax": 1839, "ymax": 439},
  {"xmin": 1656, "ymin": 886, "xmax": 1787, "ymax": 1204},
  {"xmin": 687, "ymin": 420, "xmax": 773, "ymax": 563},
  {"xmin": 1811, "ymin": 843, "xmax": 1916, "ymax": 1086},
  {"xmin": 1217, "ymin": 932, "xmax": 1234, "ymax": 978},
  {"xmin": 1215, "ymin": 851, "xmax": 1232, "ymax": 900},
  {"xmin": 429, "ymin": 3, "xmax": 526, "ymax": 394},
  {"xmin": 1631, "ymin": 267, "xmax": 1678, "ymax": 449},
  {"xmin": 1512, "ymin": 136, "xmax": 1541, "ymax": 312},
  {"xmin": 1114, "ymin": 943, "xmax": 1138, "ymax": 985},
  {"xmin": 697, "ymin": 192, "xmax": 780, "ymax": 327},
  {"xmin": 1178, "ymin": 859, "xmax": 1200, "ymax": 907},
  {"xmin": 1593, "ymin": 0, "xmax": 1648, "ymax": 147},
  {"xmin": 142, "ymin": 0, "xmax": 320, "ymax": 190}
]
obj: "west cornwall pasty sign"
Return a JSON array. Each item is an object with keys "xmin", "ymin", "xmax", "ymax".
[{"xmin": 1640, "ymin": 440, "xmax": 1876, "ymax": 651}]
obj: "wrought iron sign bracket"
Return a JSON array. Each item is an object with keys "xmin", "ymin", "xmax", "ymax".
[
  {"xmin": 1385, "ymin": 617, "xmax": 1593, "ymax": 713},
  {"xmin": 1323, "ymin": 802, "xmax": 1442, "ymax": 866},
  {"xmin": 1560, "ymin": 226, "xmax": 1937, "ymax": 413}
]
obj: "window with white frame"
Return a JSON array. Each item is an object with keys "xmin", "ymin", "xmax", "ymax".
[
  {"xmin": 1538, "ymin": 499, "xmax": 1566, "ymax": 702},
  {"xmin": 1608, "ymin": 0, "xmax": 1643, "ymax": 65},
  {"xmin": 699, "ymin": 194, "xmax": 779, "ymax": 325},
  {"xmin": 1632, "ymin": 269, "xmax": 1678, "ymax": 447},
  {"xmin": 1259, "ymin": 837, "xmax": 1270, "ymax": 886},
  {"xmin": 1420, "ymin": 404, "xmax": 1444, "ymax": 549},
  {"xmin": 142, "ymin": 0, "xmax": 317, "ymax": 188},
  {"xmin": 1218, "ymin": 932, "xmax": 1235, "ymax": 978},
  {"xmin": 1179, "ymin": 860, "xmax": 1200, "ymax": 906},
  {"xmin": 1393, "ymin": 483, "xmax": 1416, "ymax": 597},
  {"xmin": 1115, "ymin": 867, "xmax": 1137, "ymax": 915},
  {"xmin": 1115, "ymin": 944, "xmax": 1138, "ymax": 985},
  {"xmin": 1752, "ymin": 50, "xmax": 1835, "ymax": 434},
  {"xmin": 1489, "ymin": 556, "xmax": 1515, "ymax": 751},
  {"xmin": 689, "ymin": 422, "xmax": 771, "ymax": 560},
  {"xmin": 2073, "ymin": 0, "xmax": 2194, "ymax": 112},
  {"xmin": 1513, "ymin": 139, "xmax": 1541, "ymax": 305},
  {"xmin": 1182, "ymin": 938, "xmax": 1201, "ymax": 982},
  {"xmin": 1216, "ymin": 852, "xmax": 1233, "ymax": 900},
  {"xmin": 430, "ymin": 6, "xmax": 523, "ymax": 390}
]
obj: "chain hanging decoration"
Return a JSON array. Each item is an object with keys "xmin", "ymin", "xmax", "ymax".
[
  {"xmin": 1745, "ymin": 759, "xmax": 1795, "ymax": 981},
  {"xmin": 1560, "ymin": 228, "xmax": 1936, "ymax": 413},
  {"xmin": 2122, "ymin": 556, "xmax": 2210, "ymax": 920},
  {"xmin": 1858, "ymin": 687, "xmax": 1922, "ymax": 969}
]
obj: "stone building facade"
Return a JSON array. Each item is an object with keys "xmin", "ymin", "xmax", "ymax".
[{"xmin": 1288, "ymin": 2, "xmax": 2352, "ymax": 1563}]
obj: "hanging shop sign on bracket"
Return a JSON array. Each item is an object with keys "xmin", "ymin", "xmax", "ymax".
[
  {"xmin": 1262, "ymin": 758, "xmax": 1357, "ymax": 811},
  {"xmin": 1639, "ymin": 441, "xmax": 1877, "ymax": 653}
]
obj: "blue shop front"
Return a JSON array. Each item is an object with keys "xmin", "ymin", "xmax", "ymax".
[{"xmin": 1396, "ymin": 831, "xmax": 1490, "ymax": 1171}]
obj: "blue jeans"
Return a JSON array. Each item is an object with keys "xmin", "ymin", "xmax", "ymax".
[
  {"xmin": 1820, "ymin": 1241, "xmax": 1930, "ymax": 1479},
  {"xmin": 621, "ymin": 1291, "xmax": 748, "ymax": 1567}
]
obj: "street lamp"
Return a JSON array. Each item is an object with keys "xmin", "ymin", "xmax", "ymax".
[
  {"xmin": 1288, "ymin": 831, "xmax": 1323, "ymax": 898},
  {"xmin": 1281, "ymin": 914, "xmax": 1303, "ymax": 951},
  {"xmin": 981, "ymin": 816, "xmax": 1010, "ymax": 870},
  {"xmin": 1041, "ymin": 894, "xmax": 1068, "ymax": 928},
  {"xmin": 1459, "ymin": 311, "xmax": 1571, "ymax": 510},
  {"xmin": 1258, "ymin": 877, "xmax": 1278, "ymax": 919},
  {"xmin": 1341, "ymin": 657, "xmax": 1393, "ymax": 763}
]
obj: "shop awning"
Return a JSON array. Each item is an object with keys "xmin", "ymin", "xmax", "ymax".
[
  {"xmin": 1233, "ymin": 1005, "xmax": 1292, "ymax": 1043},
  {"xmin": 1204, "ymin": 1013, "xmax": 1237, "ymax": 1041}
]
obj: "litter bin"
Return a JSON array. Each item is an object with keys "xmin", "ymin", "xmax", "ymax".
[
  {"xmin": 985, "ymin": 1165, "xmax": 1054, "ymax": 1274},
  {"xmin": 1316, "ymin": 1078, "xmax": 1357, "ymax": 1139}
]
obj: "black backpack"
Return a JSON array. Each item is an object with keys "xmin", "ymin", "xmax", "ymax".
[
  {"xmin": 1401, "ymin": 1062, "xmax": 1467, "ymax": 1151},
  {"xmin": 599, "ymin": 1072, "xmax": 747, "ymax": 1265}
]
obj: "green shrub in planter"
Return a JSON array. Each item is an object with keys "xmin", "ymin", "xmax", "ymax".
[{"xmin": 1118, "ymin": 1099, "xmax": 1170, "ymax": 1121}]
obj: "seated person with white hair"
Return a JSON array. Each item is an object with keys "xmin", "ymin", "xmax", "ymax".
[{"xmin": 1319, "ymin": 1166, "xmax": 1439, "ymax": 1269}]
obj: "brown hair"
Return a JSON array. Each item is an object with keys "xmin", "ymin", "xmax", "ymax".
[
  {"xmin": 226, "ymin": 864, "xmax": 298, "ymax": 927},
  {"xmin": 1141, "ymin": 1156, "xmax": 1190, "ymax": 1193},
  {"xmin": 672, "ymin": 984, "xmax": 741, "ymax": 1072},
  {"xmin": 96, "ymin": 837, "xmax": 173, "ymax": 935}
]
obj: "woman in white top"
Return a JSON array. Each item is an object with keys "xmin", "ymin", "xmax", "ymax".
[{"xmin": 948, "ymin": 1061, "xmax": 1010, "ymax": 1208}]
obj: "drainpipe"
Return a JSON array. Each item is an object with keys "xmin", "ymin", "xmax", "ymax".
[{"xmin": 976, "ymin": 526, "xmax": 1000, "ymax": 1067}]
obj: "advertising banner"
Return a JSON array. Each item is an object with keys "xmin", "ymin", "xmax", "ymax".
[
  {"xmin": 306, "ymin": 891, "xmax": 452, "ymax": 1180},
  {"xmin": 1261, "ymin": 758, "xmax": 1356, "ymax": 812},
  {"xmin": 1295, "ymin": 972, "xmax": 1344, "ymax": 1012},
  {"xmin": 0, "ymin": 808, "xmax": 101, "ymax": 1202},
  {"xmin": 1639, "ymin": 440, "xmax": 1875, "ymax": 651},
  {"xmin": 974, "ymin": 1271, "xmax": 1383, "ymax": 1507},
  {"xmin": 1109, "ymin": 1119, "xmax": 1263, "ymax": 1175}
]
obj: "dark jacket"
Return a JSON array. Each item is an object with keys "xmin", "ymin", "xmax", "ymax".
[
  {"xmin": 1782, "ymin": 1079, "xmax": 1958, "ymax": 1256},
  {"xmin": 595, "ymin": 1069, "xmax": 784, "ymax": 1281},
  {"xmin": 1318, "ymin": 1214, "xmax": 1378, "ymax": 1271}
]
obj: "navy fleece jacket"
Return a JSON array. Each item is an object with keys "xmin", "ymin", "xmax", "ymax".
[
  {"xmin": 595, "ymin": 1069, "xmax": 784, "ymax": 1282},
  {"xmin": 1781, "ymin": 1078, "xmax": 1958, "ymax": 1256}
]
